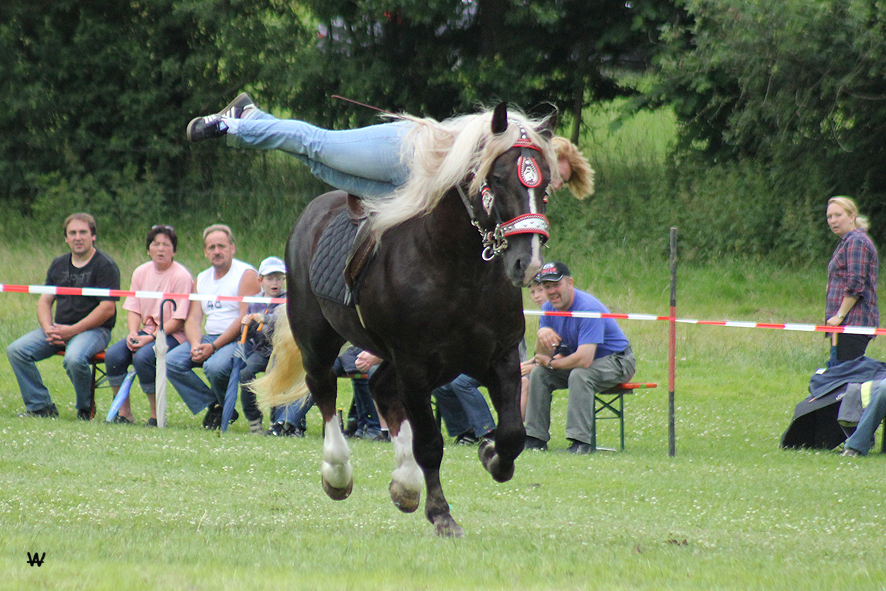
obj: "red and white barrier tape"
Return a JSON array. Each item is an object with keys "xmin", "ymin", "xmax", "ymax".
[
  {"xmin": 2, "ymin": 283, "xmax": 881, "ymax": 335},
  {"xmin": 523, "ymin": 310, "xmax": 885, "ymax": 336},
  {"xmin": 0, "ymin": 284, "xmax": 286, "ymax": 305}
]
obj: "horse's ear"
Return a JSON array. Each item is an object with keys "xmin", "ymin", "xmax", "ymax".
[
  {"xmin": 491, "ymin": 102, "xmax": 508, "ymax": 135},
  {"xmin": 537, "ymin": 106, "xmax": 558, "ymax": 139}
]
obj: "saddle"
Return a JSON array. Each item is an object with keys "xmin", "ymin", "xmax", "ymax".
[{"xmin": 309, "ymin": 194, "xmax": 376, "ymax": 307}]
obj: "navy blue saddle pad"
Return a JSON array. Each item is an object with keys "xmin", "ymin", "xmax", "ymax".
[{"xmin": 310, "ymin": 211, "xmax": 361, "ymax": 306}]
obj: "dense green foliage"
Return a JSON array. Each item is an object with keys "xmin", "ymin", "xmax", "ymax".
[
  {"xmin": 644, "ymin": 0, "xmax": 886, "ymax": 245},
  {"xmin": 0, "ymin": 0, "xmax": 308, "ymax": 223},
  {"xmin": 4, "ymin": 0, "xmax": 886, "ymax": 260}
]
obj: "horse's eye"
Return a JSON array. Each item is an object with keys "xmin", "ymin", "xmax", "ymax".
[{"xmin": 491, "ymin": 175, "xmax": 506, "ymax": 188}]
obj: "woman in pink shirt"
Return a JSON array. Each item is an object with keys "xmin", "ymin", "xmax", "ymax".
[{"xmin": 105, "ymin": 225, "xmax": 194, "ymax": 426}]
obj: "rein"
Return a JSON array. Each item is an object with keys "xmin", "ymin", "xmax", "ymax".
[{"xmin": 457, "ymin": 127, "xmax": 551, "ymax": 261}]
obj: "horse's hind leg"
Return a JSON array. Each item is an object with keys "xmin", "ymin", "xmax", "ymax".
[
  {"xmin": 477, "ymin": 347, "xmax": 525, "ymax": 483},
  {"xmin": 371, "ymin": 363, "xmax": 422, "ymax": 513}
]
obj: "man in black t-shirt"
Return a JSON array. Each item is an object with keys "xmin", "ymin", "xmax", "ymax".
[{"xmin": 7, "ymin": 213, "xmax": 120, "ymax": 420}]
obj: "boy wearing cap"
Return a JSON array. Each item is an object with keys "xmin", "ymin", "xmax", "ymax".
[
  {"xmin": 524, "ymin": 261, "xmax": 636, "ymax": 454},
  {"xmin": 238, "ymin": 256, "xmax": 287, "ymax": 433}
]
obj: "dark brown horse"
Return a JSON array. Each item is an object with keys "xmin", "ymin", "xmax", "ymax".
[{"xmin": 257, "ymin": 103, "xmax": 555, "ymax": 536}]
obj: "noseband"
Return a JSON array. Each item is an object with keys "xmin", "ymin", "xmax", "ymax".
[{"xmin": 458, "ymin": 127, "xmax": 551, "ymax": 261}]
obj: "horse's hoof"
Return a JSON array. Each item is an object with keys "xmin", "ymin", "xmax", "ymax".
[
  {"xmin": 322, "ymin": 477, "xmax": 353, "ymax": 501},
  {"xmin": 479, "ymin": 440, "xmax": 515, "ymax": 483},
  {"xmin": 389, "ymin": 480, "xmax": 421, "ymax": 513},
  {"xmin": 433, "ymin": 514, "xmax": 465, "ymax": 538}
]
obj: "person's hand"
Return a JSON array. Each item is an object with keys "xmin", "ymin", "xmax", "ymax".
[
  {"xmin": 355, "ymin": 351, "xmax": 382, "ymax": 373},
  {"xmin": 826, "ymin": 315, "xmax": 844, "ymax": 327},
  {"xmin": 241, "ymin": 314, "xmax": 255, "ymax": 326},
  {"xmin": 520, "ymin": 359, "xmax": 537, "ymax": 376},
  {"xmin": 191, "ymin": 342, "xmax": 214, "ymax": 362},
  {"xmin": 536, "ymin": 327, "xmax": 561, "ymax": 351},
  {"xmin": 43, "ymin": 323, "xmax": 66, "ymax": 346},
  {"xmin": 127, "ymin": 332, "xmax": 153, "ymax": 351},
  {"xmin": 47, "ymin": 323, "xmax": 78, "ymax": 345}
]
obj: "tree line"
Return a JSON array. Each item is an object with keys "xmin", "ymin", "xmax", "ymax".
[{"xmin": 3, "ymin": 0, "xmax": 885, "ymax": 252}]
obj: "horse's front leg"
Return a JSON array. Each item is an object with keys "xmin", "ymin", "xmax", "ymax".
[
  {"xmin": 397, "ymin": 371, "xmax": 464, "ymax": 538},
  {"xmin": 371, "ymin": 363, "xmax": 423, "ymax": 513},
  {"xmin": 477, "ymin": 346, "xmax": 525, "ymax": 483},
  {"xmin": 306, "ymin": 370, "xmax": 353, "ymax": 500}
]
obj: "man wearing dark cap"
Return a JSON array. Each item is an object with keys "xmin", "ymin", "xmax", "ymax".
[{"xmin": 524, "ymin": 261, "xmax": 636, "ymax": 454}]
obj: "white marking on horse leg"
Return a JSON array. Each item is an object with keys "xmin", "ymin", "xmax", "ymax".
[
  {"xmin": 391, "ymin": 421, "xmax": 423, "ymax": 495},
  {"xmin": 321, "ymin": 417, "xmax": 353, "ymax": 490}
]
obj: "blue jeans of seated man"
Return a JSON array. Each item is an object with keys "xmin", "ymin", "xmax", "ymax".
[
  {"xmin": 274, "ymin": 366, "xmax": 381, "ymax": 436},
  {"xmin": 844, "ymin": 380, "xmax": 886, "ymax": 455},
  {"xmin": 105, "ymin": 332, "xmax": 180, "ymax": 394},
  {"xmin": 166, "ymin": 336, "xmax": 237, "ymax": 414},
  {"xmin": 239, "ymin": 350, "xmax": 270, "ymax": 422},
  {"xmin": 434, "ymin": 374, "xmax": 496, "ymax": 438},
  {"xmin": 7, "ymin": 327, "xmax": 111, "ymax": 412},
  {"xmin": 226, "ymin": 109, "xmax": 411, "ymax": 199}
]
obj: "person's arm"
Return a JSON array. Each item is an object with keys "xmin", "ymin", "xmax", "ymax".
[
  {"xmin": 210, "ymin": 269, "xmax": 260, "ymax": 351},
  {"xmin": 52, "ymin": 300, "xmax": 116, "ymax": 343},
  {"xmin": 534, "ymin": 327, "xmax": 561, "ymax": 357},
  {"xmin": 37, "ymin": 294, "xmax": 55, "ymax": 333},
  {"xmin": 126, "ymin": 310, "xmax": 148, "ymax": 351},
  {"xmin": 827, "ymin": 295, "xmax": 859, "ymax": 327},
  {"xmin": 535, "ymin": 343, "xmax": 597, "ymax": 371},
  {"xmin": 184, "ymin": 288, "xmax": 210, "ymax": 362}
]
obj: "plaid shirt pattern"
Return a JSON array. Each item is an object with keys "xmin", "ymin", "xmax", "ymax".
[{"xmin": 826, "ymin": 229, "xmax": 879, "ymax": 328}]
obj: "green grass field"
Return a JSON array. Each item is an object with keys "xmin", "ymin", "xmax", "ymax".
[{"xmin": 2, "ymin": 235, "xmax": 886, "ymax": 590}]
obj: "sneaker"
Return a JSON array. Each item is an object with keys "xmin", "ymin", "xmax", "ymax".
[
  {"xmin": 227, "ymin": 409, "xmax": 240, "ymax": 427},
  {"xmin": 145, "ymin": 418, "xmax": 158, "ymax": 428},
  {"xmin": 17, "ymin": 404, "xmax": 59, "ymax": 419},
  {"xmin": 77, "ymin": 408, "xmax": 92, "ymax": 421},
  {"xmin": 524, "ymin": 436, "xmax": 548, "ymax": 451},
  {"xmin": 186, "ymin": 92, "xmax": 255, "ymax": 142},
  {"xmin": 266, "ymin": 421, "xmax": 303, "ymax": 437},
  {"xmin": 248, "ymin": 416, "xmax": 264, "ymax": 434},
  {"xmin": 566, "ymin": 440, "xmax": 593, "ymax": 455},
  {"xmin": 112, "ymin": 415, "xmax": 134, "ymax": 425},
  {"xmin": 372, "ymin": 430, "xmax": 391, "ymax": 442},
  {"xmin": 202, "ymin": 403, "xmax": 222, "ymax": 430},
  {"xmin": 842, "ymin": 447, "xmax": 861, "ymax": 457},
  {"xmin": 455, "ymin": 431, "xmax": 480, "ymax": 446}
]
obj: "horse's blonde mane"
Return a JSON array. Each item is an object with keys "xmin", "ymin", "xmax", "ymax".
[{"xmin": 362, "ymin": 107, "xmax": 559, "ymax": 237}]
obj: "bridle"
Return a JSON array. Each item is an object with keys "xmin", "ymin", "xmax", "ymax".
[{"xmin": 457, "ymin": 127, "xmax": 551, "ymax": 261}]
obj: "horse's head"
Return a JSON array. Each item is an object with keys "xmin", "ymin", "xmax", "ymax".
[{"xmin": 461, "ymin": 102, "xmax": 556, "ymax": 286}]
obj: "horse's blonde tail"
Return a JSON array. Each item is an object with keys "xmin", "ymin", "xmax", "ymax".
[{"xmin": 251, "ymin": 306, "xmax": 310, "ymax": 411}]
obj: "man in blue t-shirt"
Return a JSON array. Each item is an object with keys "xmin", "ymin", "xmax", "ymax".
[{"xmin": 524, "ymin": 261, "xmax": 636, "ymax": 454}]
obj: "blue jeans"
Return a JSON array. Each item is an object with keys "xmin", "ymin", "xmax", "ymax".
[
  {"xmin": 104, "ymin": 333, "xmax": 180, "ymax": 394},
  {"xmin": 166, "ymin": 336, "xmax": 237, "ymax": 415},
  {"xmin": 239, "ymin": 349, "xmax": 269, "ymax": 422},
  {"xmin": 845, "ymin": 380, "xmax": 886, "ymax": 455},
  {"xmin": 226, "ymin": 110, "xmax": 411, "ymax": 198},
  {"xmin": 7, "ymin": 327, "xmax": 111, "ymax": 411},
  {"xmin": 434, "ymin": 375, "xmax": 496, "ymax": 438}
]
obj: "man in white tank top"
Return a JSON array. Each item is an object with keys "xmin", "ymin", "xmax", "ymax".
[{"xmin": 166, "ymin": 224, "xmax": 260, "ymax": 429}]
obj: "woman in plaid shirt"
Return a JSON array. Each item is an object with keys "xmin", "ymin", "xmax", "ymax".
[{"xmin": 825, "ymin": 196, "xmax": 879, "ymax": 363}]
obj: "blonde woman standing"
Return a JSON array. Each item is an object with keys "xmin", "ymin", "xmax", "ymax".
[{"xmin": 825, "ymin": 196, "xmax": 879, "ymax": 363}]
